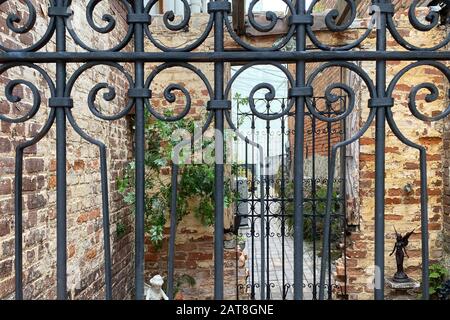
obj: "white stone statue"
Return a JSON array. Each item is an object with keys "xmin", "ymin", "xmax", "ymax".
[{"xmin": 145, "ymin": 275, "xmax": 169, "ymax": 300}]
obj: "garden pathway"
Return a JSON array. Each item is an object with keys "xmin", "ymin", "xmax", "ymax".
[{"xmin": 240, "ymin": 206, "xmax": 337, "ymax": 300}]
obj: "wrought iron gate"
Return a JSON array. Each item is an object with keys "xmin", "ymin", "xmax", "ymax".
[
  {"xmin": 0, "ymin": 0, "xmax": 449, "ymax": 300},
  {"xmin": 232, "ymin": 95, "xmax": 348, "ymax": 300}
]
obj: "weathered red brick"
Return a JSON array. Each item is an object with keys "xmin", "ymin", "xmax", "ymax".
[
  {"xmin": 73, "ymin": 160, "xmax": 85, "ymax": 171},
  {"xmin": 27, "ymin": 194, "xmax": 46, "ymax": 210},
  {"xmin": 0, "ymin": 259, "xmax": 12, "ymax": 278},
  {"xmin": 0, "ymin": 220, "xmax": 10, "ymax": 237},
  {"xmin": 0, "ymin": 179, "xmax": 11, "ymax": 195},
  {"xmin": 0, "ymin": 138, "xmax": 11, "ymax": 153},
  {"xmin": 188, "ymin": 252, "xmax": 213, "ymax": 261},
  {"xmin": 385, "ymin": 214, "xmax": 403, "ymax": 221},
  {"xmin": 22, "ymin": 176, "xmax": 36, "ymax": 192},
  {"xmin": 419, "ymin": 137, "xmax": 442, "ymax": 145},
  {"xmin": 67, "ymin": 244, "xmax": 75, "ymax": 259},
  {"xmin": 85, "ymin": 248, "xmax": 97, "ymax": 260},
  {"xmin": 404, "ymin": 162, "xmax": 419, "ymax": 170},
  {"xmin": 385, "ymin": 198, "xmax": 402, "ymax": 205},
  {"xmin": 25, "ymin": 158, "xmax": 44, "ymax": 173},
  {"xmin": 0, "ymin": 158, "xmax": 14, "ymax": 175},
  {"xmin": 77, "ymin": 213, "xmax": 89, "ymax": 224},
  {"xmin": 88, "ymin": 208, "xmax": 101, "ymax": 220}
]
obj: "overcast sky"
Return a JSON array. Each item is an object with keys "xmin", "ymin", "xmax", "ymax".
[{"xmin": 231, "ymin": 65, "xmax": 289, "ymax": 166}]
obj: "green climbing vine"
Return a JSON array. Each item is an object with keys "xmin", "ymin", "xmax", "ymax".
[{"xmin": 117, "ymin": 111, "xmax": 236, "ymax": 249}]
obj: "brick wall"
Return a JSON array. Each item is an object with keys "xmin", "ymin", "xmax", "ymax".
[
  {"xmin": 0, "ymin": 1, "xmax": 135, "ymax": 299},
  {"xmin": 333, "ymin": 4, "xmax": 448, "ymax": 299},
  {"xmin": 143, "ymin": 14, "xmax": 245, "ymax": 300},
  {"xmin": 294, "ymin": 1, "xmax": 449, "ymax": 299}
]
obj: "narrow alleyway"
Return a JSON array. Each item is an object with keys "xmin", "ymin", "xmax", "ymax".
[{"xmin": 241, "ymin": 205, "xmax": 338, "ymax": 300}]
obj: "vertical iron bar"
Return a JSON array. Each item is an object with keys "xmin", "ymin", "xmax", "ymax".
[
  {"xmin": 99, "ymin": 145, "xmax": 112, "ymax": 300},
  {"xmin": 14, "ymin": 152, "xmax": 23, "ymax": 300},
  {"xmin": 340, "ymin": 95, "xmax": 348, "ymax": 299},
  {"xmin": 265, "ymin": 103, "xmax": 270, "ymax": 300},
  {"xmin": 55, "ymin": 0, "xmax": 67, "ymax": 300},
  {"xmin": 420, "ymin": 150, "xmax": 430, "ymax": 299},
  {"xmin": 327, "ymin": 101, "xmax": 332, "ymax": 300},
  {"xmin": 134, "ymin": 0, "xmax": 145, "ymax": 300},
  {"xmin": 311, "ymin": 104, "xmax": 317, "ymax": 300},
  {"xmin": 281, "ymin": 101, "xmax": 286, "ymax": 300},
  {"xmin": 319, "ymin": 149, "xmax": 338, "ymax": 300},
  {"xmin": 213, "ymin": 0, "xmax": 225, "ymax": 300},
  {"xmin": 293, "ymin": 0, "xmax": 306, "ymax": 301},
  {"xmin": 374, "ymin": 0, "xmax": 387, "ymax": 301},
  {"xmin": 167, "ymin": 164, "xmax": 179, "ymax": 300},
  {"xmin": 251, "ymin": 115, "xmax": 256, "ymax": 300},
  {"xmin": 235, "ymin": 107, "xmax": 240, "ymax": 301},
  {"xmin": 259, "ymin": 145, "xmax": 266, "ymax": 300}
]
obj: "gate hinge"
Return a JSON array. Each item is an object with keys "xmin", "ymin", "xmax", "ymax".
[
  {"xmin": 288, "ymin": 14, "xmax": 314, "ymax": 26},
  {"xmin": 368, "ymin": 97, "xmax": 394, "ymax": 108},
  {"xmin": 48, "ymin": 6, "xmax": 73, "ymax": 18},
  {"xmin": 207, "ymin": 2, "xmax": 232, "ymax": 14},
  {"xmin": 128, "ymin": 88, "xmax": 152, "ymax": 99},
  {"xmin": 288, "ymin": 87, "xmax": 314, "ymax": 98},
  {"xmin": 49, "ymin": 97, "xmax": 74, "ymax": 108},
  {"xmin": 207, "ymin": 100, "xmax": 232, "ymax": 111}
]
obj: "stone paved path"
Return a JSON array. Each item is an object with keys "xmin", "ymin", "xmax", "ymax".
[{"xmin": 241, "ymin": 218, "xmax": 336, "ymax": 300}]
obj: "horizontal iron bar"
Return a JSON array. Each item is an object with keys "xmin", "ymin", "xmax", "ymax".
[
  {"xmin": 1, "ymin": 51, "xmax": 450, "ymax": 63},
  {"xmin": 236, "ymin": 213, "xmax": 345, "ymax": 218},
  {"xmin": 236, "ymin": 197, "xmax": 345, "ymax": 202}
]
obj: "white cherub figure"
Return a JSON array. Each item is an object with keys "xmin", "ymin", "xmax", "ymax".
[{"xmin": 145, "ymin": 275, "xmax": 169, "ymax": 300}]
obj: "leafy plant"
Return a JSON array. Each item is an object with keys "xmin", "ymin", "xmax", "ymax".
[
  {"xmin": 234, "ymin": 92, "xmax": 249, "ymax": 108},
  {"xmin": 116, "ymin": 222, "xmax": 126, "ymax": 239},
  {"xmin": 437, "ymin": 280, "xmax": 450, "ymax": 300},
  {"xmin": 429, "ymin": 263, "xmax": 449, "ymax": 298},
  {"xmin": 235, "ymin": 234, "xmax": 246, "ymax": 243},
  {"xmin": 162, "ymin": 274, "xmax": 196, "ymax": 299},
  {"xmin": 233, "ymin": 93, "xmax": 249, "ymax": 127},
  {"xmin": 117, "ymin": 111, "xmax": 235, "ymax": 248},
  {"xmin": 279, "ymin": 179, "xmax": 342, "ymax": 243}
]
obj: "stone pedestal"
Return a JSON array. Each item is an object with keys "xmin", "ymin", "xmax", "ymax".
[{"xmin": 385, "ymin": 277, "xmax": 420, "ymax": 300}]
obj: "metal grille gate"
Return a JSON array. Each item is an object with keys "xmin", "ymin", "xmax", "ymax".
[
  {"xmin": 232, "ymin": 95, "xmax": 348, "ymax": 300},
  {"xmin": 0, "ymin": 0, "xmax": 449, "ymax": 300}
]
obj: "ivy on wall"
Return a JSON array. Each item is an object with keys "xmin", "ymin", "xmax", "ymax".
[{"xmin": 117, "ymin": 111, "xmax": 235, "ymax": 248}]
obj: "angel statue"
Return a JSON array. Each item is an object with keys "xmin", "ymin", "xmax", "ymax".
[
  {"xmin": 145, "ymin": 275, "xmax": 169, "ymax": 300},
  {"xmin": 390, "ymin": 228, "xmax": 415, "ymax": 283}
]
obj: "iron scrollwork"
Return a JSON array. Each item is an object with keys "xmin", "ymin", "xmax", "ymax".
[
  {"xmin": 0, "ymin": 0, "xmax": 56, "ymax": 52},
  {"xmin": 0, "ymin": 0, "xmax": 449, "ymax": 301},
  {"xmin": 387, "ymin": 0, "xmax": 450, "ymax": 51}
]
